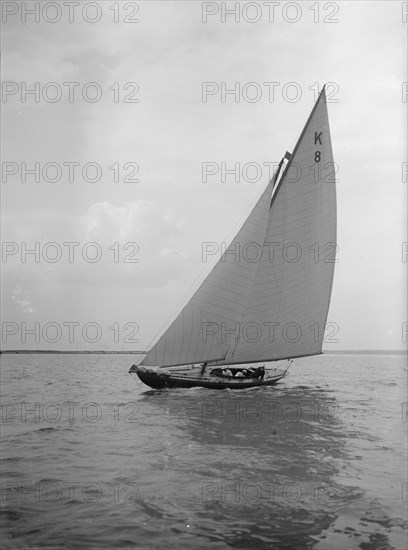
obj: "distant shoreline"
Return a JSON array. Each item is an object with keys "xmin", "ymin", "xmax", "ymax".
[
  {"xmin": 0, "ymin": 350, "xmax": 406, "ymax": 355},
  {"xmin": 323, "ymin": 350, "xmax": 406, "ymax": 355},
  {"xmin": 0, "ymin": 350, "xmax": 143, "ymax": 354}
]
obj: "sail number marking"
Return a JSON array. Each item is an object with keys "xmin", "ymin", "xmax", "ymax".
[
  {"xmin": 310, "ymin": 130, "xmax": 338, "ymax": 182},
  {"xmin": 314, "ymin": 131, "xmax": 322, "ymax": 163}
]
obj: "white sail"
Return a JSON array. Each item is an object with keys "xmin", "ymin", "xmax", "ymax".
[
  {"xmin": 141, "ymin": 176, "xmax": 276, "ymax": 366},
  {"xmin": 226, "ymin": 87, "xmax": 336, "ymax": 364},
  {"xmin": 142, "ymin": 86, "xmax": 336, "ymax": 367}
]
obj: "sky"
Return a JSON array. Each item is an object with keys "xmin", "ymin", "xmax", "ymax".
[{"xmin": 1, "ymin": 0, "xmax": 406, "ymax": 352}]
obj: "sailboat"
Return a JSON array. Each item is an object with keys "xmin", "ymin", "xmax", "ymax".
[{"xmin": 129, "ymin": 85, "xmax": 336, "ymax": 390}]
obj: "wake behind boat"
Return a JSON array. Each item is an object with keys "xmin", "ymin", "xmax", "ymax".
[{"xmin": 130, "ymin": 85, "xmax": 336, "ymax": 390}]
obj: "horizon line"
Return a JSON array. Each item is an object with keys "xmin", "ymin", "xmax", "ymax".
[{"xmin": 0, "ymin": 349, "xmax": 406, "ymax": 355}]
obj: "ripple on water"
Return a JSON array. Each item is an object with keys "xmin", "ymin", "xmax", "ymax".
[{"xmin": 1, "ymin": 353, "xmax": 406, "ymax": 549}]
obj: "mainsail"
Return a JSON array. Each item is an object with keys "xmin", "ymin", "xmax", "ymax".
[{"xmin": 142, "ymin": 86, "xmax": 336, "ymax": 367}]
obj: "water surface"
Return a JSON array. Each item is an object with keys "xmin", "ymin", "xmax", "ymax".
[{"xmin": 1, "ymin": 353, "xmax": 407, "ymax": 549}]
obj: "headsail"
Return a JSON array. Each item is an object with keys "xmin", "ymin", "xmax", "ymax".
[
  {"xmin": 141, "ymin": 175, "xmax": 276, "ymax": 366},
  {"xmin": 142, "ymin": 86, "xmax": 336, "ymax": 367}
]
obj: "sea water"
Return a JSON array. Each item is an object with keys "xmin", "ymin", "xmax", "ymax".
[{"xmin": 1, "ymin": 353, "xmax": 407, "ymax": 549}]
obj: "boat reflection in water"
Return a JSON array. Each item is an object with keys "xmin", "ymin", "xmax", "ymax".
[{"xmin": 132, "ymin": 383, "xmax": 362, "ymax": 549}]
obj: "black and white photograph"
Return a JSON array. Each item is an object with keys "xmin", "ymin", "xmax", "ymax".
[{"xmin": 1, "ymin": 1, "xmax": 407, "ymax": 548}]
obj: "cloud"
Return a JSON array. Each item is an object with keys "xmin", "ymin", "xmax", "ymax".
[{"xmin": 2, "ymin": 200, "xmax": 192, "ymax": 322}]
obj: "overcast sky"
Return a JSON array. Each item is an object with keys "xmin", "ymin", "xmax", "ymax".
[{"xmin": 1, "ymin": 0, "xmax": 406, "ymax": 352}]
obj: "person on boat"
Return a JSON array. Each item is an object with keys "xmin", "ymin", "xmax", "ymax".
[
  {"xmin": 234, "ymin": 371, "xmax": 244, "ymax": 377},
  {"xmin": 200, "ymin": 362, "xmax": 207, "ymax": 375},
  {"xmin": 223, "ymin": 368, "xmax": 233, "ymax": 377},
  {"xmin": 254, "ymin": 366, "xmax": 265, "ymax": 379}
]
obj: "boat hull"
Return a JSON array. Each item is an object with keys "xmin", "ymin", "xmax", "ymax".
[{"xmin": 129, "ymin": 364, "xmax": 286, "ymax": 390}]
